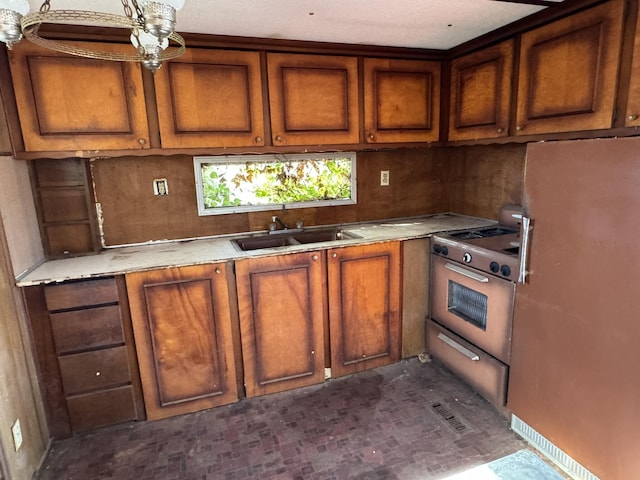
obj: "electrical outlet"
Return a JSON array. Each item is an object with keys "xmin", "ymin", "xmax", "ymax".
[
  {"xmin": 11, "ymin": 419, "xmax": 22, "ymax": 452},
  {"xmin": 153, "ymin": 178, "xmax": 169, "ymax": 196},
  {"xmin": 380, "ymin": 170, "xmax": 390, "ymax": 186}
]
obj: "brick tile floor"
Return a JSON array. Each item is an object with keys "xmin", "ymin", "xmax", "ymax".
[{"xmin": 35, "ymin": 359, "xmax": 533, "ymax": 480}]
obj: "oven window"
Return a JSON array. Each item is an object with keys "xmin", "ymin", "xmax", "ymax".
[{"xmin": 447, "ymin": 281, "xmax": 488, "ymax": 330}]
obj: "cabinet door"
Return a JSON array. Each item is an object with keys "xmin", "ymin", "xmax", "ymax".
[
  {"xmin": 624, "ymin": 5, "xmax": 640, "ymax": 127},
  {"xmin": 364, "ymin": 58, "xmax": 440, "ymax": 143},
  {"xmin": 126, "ymin": 264, "xmax": 238, "ymax": 420},
  {"xmin": 328, "ymin": 242, "xmax": 401, "ymax": 377},
  {"xmin": 236, "ymin": 251, "xmax": 325, "ymax": 397},
  {"xmin": 449, "ymin": 40, "xmax": 513, "ymax": 141},
  {"xmin": 8, "ymin": 42, "xmax": 150, "ymax": 152},
  {"xmin": 515, "ymin": 0, "xmax": 623, "ymax": 136},
  {"xmin": 154, "ymin": 48, "xmax": 265, "ymax": 148},
  {"xmin": 267, "ymin": 53, "xmax": 359, "ymax": 146}
]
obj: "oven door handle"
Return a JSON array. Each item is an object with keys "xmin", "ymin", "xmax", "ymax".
[
  {"xmin": 444, "ymin": 262, "xmax": 489, "ymax": 283},
  {"xmin": 437, "ymin": 333, "xmax": 480, "ymax": 361},
  {"xmin": 518, "ymin": 216, "xmax": 532, "ymax": 283}
]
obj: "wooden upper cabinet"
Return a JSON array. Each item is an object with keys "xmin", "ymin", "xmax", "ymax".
[
  {"xmin": 236, "ymin": 251, "xmax": 326, "ymax": 397},
  {"xmin": 624, "ymin": 4, "xmax": 640, "ymax": 127},
  {"xmin": 266, "ymin": 52, "xmax": 359, "ymax": 146},
  {"xmin": 449, "ymin": 40, "xmax": 513, "ymax": 141},
  {"xmin": 364, "ymin": 58, "xmax": 440, "ymax": 143},
  {"xmin": 328, "ymin": 241, "xmax": 401, "ymax": 378},
  {"xmin": 515, "ymin": 0, "xmax": 624, "ymax": 136},
  {"xmin": 154, "ymin": 49, "xmax": 265, "ymax": 148},
  {"xmin": 126, "ymin": 264, "xmax": 239, "ymax": 420},
  {"xmin": 8, "ymin": 42, "xmax": 150, "ymax": 152}
]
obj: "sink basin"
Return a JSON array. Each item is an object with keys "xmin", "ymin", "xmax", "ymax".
[
  {"xmin": 291, "ymin": 228, "xmax": 360, "ymax": 244},
  {"xmin": 232, "ymin": 235, "xmax": 296, "ymax": 251},
  {"xmin": 231, "ymin": 227, "xmax": 362, "ymax": 251}
]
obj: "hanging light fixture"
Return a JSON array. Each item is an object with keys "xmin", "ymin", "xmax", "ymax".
[{"xmin": 0, "ymin": 0, "xmax": 186, "ymax": 72}]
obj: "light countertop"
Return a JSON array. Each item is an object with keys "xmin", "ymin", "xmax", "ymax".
[{"xmin": 16, "ymin": 213, "xmax": 496, "ymax": 286}]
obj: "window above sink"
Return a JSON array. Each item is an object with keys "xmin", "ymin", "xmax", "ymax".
[{"xmin": 194, "ymin": 153, "xmax": 357, "ymax": 216}]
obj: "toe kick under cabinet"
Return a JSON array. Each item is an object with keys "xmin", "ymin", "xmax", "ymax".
[{"xmin": 24, "ymin": 276, "xmax": 145, "ymax": 438}]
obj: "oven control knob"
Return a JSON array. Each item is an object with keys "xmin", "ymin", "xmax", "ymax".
[
  {"xmin": 490, "ymin": 261, "xmax": 500, "ymax": 273},
  {"xmin": 433, "ymin": 244, "xmax": 442, "ymax": 254},
  {"xmin": 462, "ymin": 253, "xmax": 472, "ymax": 263},
  {"xmin": 441, "ymin": 246, "xmax": 449, "ymax": 256},
  {"xmin": 501, "ymin": 265, "xmax": 511, "ymax": 277}
]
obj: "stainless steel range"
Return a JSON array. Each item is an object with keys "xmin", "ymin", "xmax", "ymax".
[{"xmin": 427, "ymin": 205, "xmax": 524, "ymax": 409}]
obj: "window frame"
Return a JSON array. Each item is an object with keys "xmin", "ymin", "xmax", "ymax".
[{"xmin": 194, "ymin": 153, "xmax": 357, "ymax": 216}]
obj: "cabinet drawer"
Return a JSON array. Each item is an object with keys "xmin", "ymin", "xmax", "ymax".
[
  {"xmin": 66, "ymin": 385, "xmax": 138, "ymax": 432},
  {"xmin": 59, "ymin": 346, "xmax": 131, "ymax": 395},
  {"xmin": 426, "ymin": 319, "xmax": 508, "ymax": 407},
  {"xmin": 44, "ymin": 278, "xmax": 118, "ymax": 311},
  {"xmin": 51, "ymin": 305, "xmax": 124, "ymax": 354}
]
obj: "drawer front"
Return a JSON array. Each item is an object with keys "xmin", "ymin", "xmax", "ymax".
[
  {"xmin": 66, "ymin": 385, "xmax": 138, "ymax": 432},
  {"xmin": 426, "ymin": 319, "xmax": 508, "ymax": 407},
  {"xmin": 51, "ymin": 305, "xmax": 124, "ymax": 354},
  {"xmin": 44, "ymin": 278, "xmax": 118, "ymax": 311},
  {"xmin": 59, "ymin": 346, "xmax": 131, "ymax": 395}
]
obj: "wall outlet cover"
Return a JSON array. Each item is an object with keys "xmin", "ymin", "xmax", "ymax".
[
  {"xmin": 11, "ymin": 419, "xmax": 22, "ymax": 451},
  {"xmin": 380, "ymin": 170, "xmax": 390, "ymax": 186}
]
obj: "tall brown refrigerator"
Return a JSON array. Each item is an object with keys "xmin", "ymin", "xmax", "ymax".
[{"xmin": 508, "ymin": 137, "xmax": 640, "ymax": 480}]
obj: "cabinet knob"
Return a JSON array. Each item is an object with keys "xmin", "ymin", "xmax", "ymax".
[
  {"xmin": 515, "ymin": 125, "xmax": 524, "ymax": 132},
  {"xmin": 255, "ymin": 136, "xmax": 263, "ymax": 143},
  {"xmin": 368, "ymin": 133, "xmax": 375, "ymax": 140},
  {"xmin": 332, "ymin": 252, "xmax": 337, "ymax": 258},
  {"xmin": 138, "ymin": 138, "xmax": 146, "ymax": 145},
  {"xmin": 628, "ymin": 114, "xmax": 638, "ymax": 121},
  {"xmin": 95, "ymin": 371, "xmax": 101, "ymax": 376},
  {"xmin": 215, "ymin": 268, "xmax": 222, "ymax": 274},
  {"xmin": 497, "ymin": 127, "xmax": 504, "ymax": 134},
  {"xmin": 275, "ymin": 135, "xmax": 282, "ymax": 142}
]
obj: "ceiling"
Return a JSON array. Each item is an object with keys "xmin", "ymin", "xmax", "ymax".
[{"xmin": 29, "ymin": 0, "xmax": 569, "ymax": 51}]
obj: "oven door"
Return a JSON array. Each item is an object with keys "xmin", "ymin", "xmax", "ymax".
[{"xmin": 430, "ymin": 254, "xmax": 515, "ymax": 364}]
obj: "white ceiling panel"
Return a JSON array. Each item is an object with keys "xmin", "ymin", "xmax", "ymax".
[{"xmin": 28, "ymin": 0, "xmax": 555, "ymax": 50}]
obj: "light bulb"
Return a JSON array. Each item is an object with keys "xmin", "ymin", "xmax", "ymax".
[{"xmin": 0, "ymin": 0, "xmax": 30, "ymax": 15}]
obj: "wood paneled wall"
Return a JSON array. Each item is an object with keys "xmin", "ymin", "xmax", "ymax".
[
  {"xmin": 435, "ymin": 143, "xmax": 526, "ymax": 219},
  {"xmin": 91, "ymin": 145, "xmax": 525, "ymax": 246}
]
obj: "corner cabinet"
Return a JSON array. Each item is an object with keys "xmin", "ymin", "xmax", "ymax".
[
  {"xmin": 514, "ymin": 0, "xmax": 624, "ymax": 136},
  {"xmin": 153, "ymin": 48, "xmax": 266, "ymax": 148},
  {"xmin": 328, "ymin": 241, "xmax": 401, "ymax": 377},
  {"xmin": 363, "ymin": 58, "xmax": 440, "ymax": 143},
  {"xmin": 126, "ymin": 263, "xmax": 239, "ymax": 420},
  {"xmin": 235, "ymin": 251, "xmax": 326, "ymax": 397},
  {"xmin": 8, "ymin": 42, "xmax": 150, "ymax": 152},
  {"xmin": 266, "ymin": 52, "xmax": 359, "ymax": 146},
  {"xmin": 448, "ymin": 40, "xmax": 513, "ymax": 141}
]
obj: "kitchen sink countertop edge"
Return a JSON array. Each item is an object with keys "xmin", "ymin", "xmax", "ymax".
[{"xmin": 16, "ymin": 213, "xmax": 496, "ymax": 286}]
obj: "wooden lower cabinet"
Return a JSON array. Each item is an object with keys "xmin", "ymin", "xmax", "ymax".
[
  {"xmin": 235, "ymin": 251, "xmax": 326, "ymax": 397},
  {"xmin": 23, "ymin": 276, "xmax": 144, "ymax": 437},
  {"xmin": 126, "ymin": 263, "xmax": 239, "ymax": 420},
  {"xmin": 328, "ymin": 242, "xmax": 401, "ymax": 377}
]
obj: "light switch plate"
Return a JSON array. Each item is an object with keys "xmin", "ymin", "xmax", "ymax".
[{"xmin": 11, "ymin": 419, "xmax": 22, "ymax": 451}]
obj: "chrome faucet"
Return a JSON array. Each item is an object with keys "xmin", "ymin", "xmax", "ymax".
[
  {"xmin": 269, "ymin": 216, "xmax": 304, "ymax": 234},
  {"xmin": 271, "ymin": 216, "xmax": 288, "ymax": 230}
]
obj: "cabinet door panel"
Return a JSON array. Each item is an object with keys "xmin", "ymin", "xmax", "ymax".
[
  {"xmin": 126, "ymin": 264, "xmax": 238, "ymax": 420},
  {"xmin": 624, "ymin": 4, "xmax": 640, "ymax": 127},
  {"xmin": 328, "ymin": 242, "xmax": 401, "ymax": 377},
  {"xmin": 515, "ymin": 0, "xmax": 623, "ymax": 135},
  {"xmin": 267, "ymin": 53, "xmax": 359, "ymax": 145},
  {"xmin": 364, "ymin": 58, "xmax": 440, "ymax": 143},
  {"xmin": 8, "ymin": 42, "xmax": 150, "ymax": 151},
  {"xmin": 236, "ymin": 252, "xmax": 325, "ymax": 397},
  {"xmin": 449, "ymin": 40, "xmax": 513, "ymax": 141},
  {"xmin": 154, "ymin": 49, "xmax": 265, "ymax": 148}
]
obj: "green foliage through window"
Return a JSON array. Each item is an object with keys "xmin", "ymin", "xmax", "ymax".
[{"xmin": 194, "ymin": 153, "xmax": 357, "ymax": 215}]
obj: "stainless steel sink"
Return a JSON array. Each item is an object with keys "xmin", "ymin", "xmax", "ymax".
[{"xmin": 231, "ymin": 227, "xmax": 362, "ymax": 251}]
